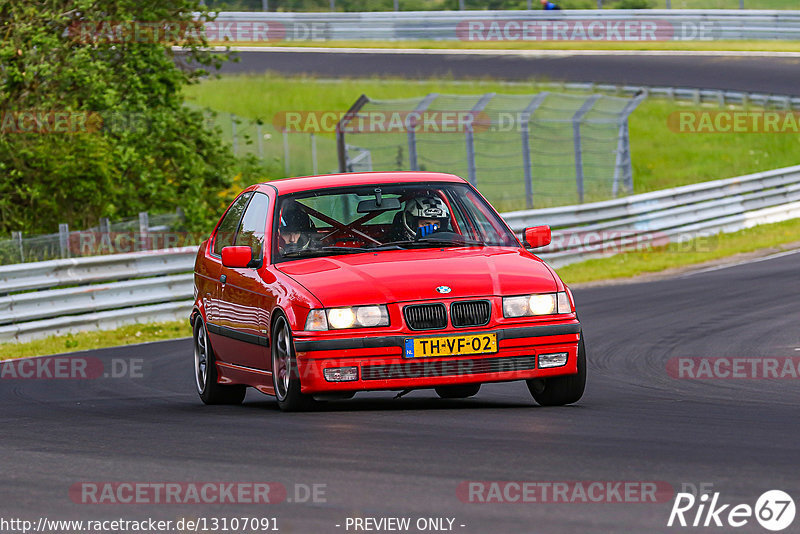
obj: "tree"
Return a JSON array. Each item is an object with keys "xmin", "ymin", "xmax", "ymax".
[{"xmin": 0, "ymin": 0, "xmax": 236, "ymax": 234}]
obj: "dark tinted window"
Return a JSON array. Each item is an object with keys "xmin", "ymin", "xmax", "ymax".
[
  {"xmin": 234, "ymin": 192, "xmax": 270, "ymax": 259},
  {"xmin": 213, "ymin": 192, "xmax": 252, "ymax": 256}
]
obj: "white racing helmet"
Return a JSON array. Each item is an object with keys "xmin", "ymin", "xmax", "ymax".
[{"xmin": 402, "ymin": 195, "xmax": 450, "ymax": 239}]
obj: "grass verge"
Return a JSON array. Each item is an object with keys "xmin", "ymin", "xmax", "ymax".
[
  {"xmin": 184, "ymin": 73, "xmax": 800, "ymax": 199},
  {"xmin": 0, "ymin": 321, "xmax": 192, "ymax": 361},
  {"xmin": 556, "ymin": 216, "xmax": 800, "ymax": 284}
]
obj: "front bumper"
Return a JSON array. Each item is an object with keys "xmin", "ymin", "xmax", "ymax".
[{"xmin": 294, "ymin": 322, "xmax": 581, "ymax": 394}]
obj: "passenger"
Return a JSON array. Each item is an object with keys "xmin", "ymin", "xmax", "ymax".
[{"xmin": 279, "ymin": 201, "xmax": 315, "ymax": 254}]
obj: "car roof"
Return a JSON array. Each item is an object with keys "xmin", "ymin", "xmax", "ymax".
[{"xmin": 260, "ymin": 171, "xmax": 466, "ymax": 195}]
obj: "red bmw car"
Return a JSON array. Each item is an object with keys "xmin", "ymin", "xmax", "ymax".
[{"xmin": 190, "ymin": 172, "xmax": 586, "ymax": 411}]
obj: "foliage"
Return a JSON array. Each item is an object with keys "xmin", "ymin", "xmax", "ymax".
[{"xmin": 0, "ymin": 0, "xmax": 237, "ymax": 234}]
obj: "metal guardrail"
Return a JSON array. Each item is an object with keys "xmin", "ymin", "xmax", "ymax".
[
  {"xmin": 0, "ymin": 247, "xmax": 197, "ymax": 294},
  {"xmin": 211, "ymin": 10, "xmax": 800, "ymax": 41},
  {"xmin": 1, "ymin": 165, "xmax": 799, "ymax": 343},
  {"xmin": 0, "ymin": 249, "xmax": 197, "ymax": 344},
  {"xmin": 505, "ymin": 165, "xmax": 800, "ymax": 267}
]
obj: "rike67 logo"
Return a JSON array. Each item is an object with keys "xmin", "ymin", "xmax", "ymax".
[{"xmin": 668, "ymin": 490, "xmax": 795, "ymax": 531}]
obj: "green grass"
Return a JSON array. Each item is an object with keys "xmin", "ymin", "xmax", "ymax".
[
  {"xmin": 556, "ymin": 217, "xmax": 800, "ymax": 284},
  {"xmin": 184, "ymin": 73, "xmax": 800, "ymax": 203},
  {"xmin": 216, "ymin": 39, "xmax": 800, "ymax": 52},
  {"xmin": 0, "ymin": 321, "xmax": 192, "ymax": 361}
]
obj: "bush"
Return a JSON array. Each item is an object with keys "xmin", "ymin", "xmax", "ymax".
[{"xmin": 0, "ymin": 0, "xmax": 238, "ymax": 234}]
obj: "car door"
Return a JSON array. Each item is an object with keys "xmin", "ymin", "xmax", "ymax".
[
  {"xmin": 205, "ymin": 191, "xmax": 252, "ymax": 364},
  {"xmin": 217, "ymin": 191, "xmax": 276, "ymax": 371}
]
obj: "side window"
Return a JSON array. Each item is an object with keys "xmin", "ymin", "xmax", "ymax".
[
  {"xmin": 234, "ymin": 193, "xmax": 270, "ymax": 259},
  {"xmin": 213, "ymin": 192, "xmax": 252, "ymax": 256}
]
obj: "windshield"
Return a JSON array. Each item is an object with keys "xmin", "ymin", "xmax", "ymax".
[{"xmin": 272, "ymin": 182, "xmax": 519, "ymax": 262}]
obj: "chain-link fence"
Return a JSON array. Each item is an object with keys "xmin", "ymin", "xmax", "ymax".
[
  {"xmin": 337, "ymin": 91, "xmax": 644, "ymax": 212},
  {"xmin": 200, "ymin": 109, "xmax": 339, "ymax": 178},
  {"xmin": 0, "ymin": 211, "xmax": 189, "ymax": 265}
]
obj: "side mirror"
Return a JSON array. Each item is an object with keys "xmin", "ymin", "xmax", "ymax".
[
  {"xmin": 523, "ymin": 226, "xmax": 551, "ymax": 248},
  {"xmin": 221, "ymin": 246, "xmax": 261, "ymax": 269}
]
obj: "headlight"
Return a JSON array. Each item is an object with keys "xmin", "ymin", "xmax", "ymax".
[
  {"xmin": 503, "ymin": 292, "xmax": 571, "ymax": 318},
  {"xmin": 304, "ymin": 305, "xmax": 390, "ymax": 331}
]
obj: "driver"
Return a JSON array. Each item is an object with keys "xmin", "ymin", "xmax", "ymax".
[
  {"xmin": 279, "ymin": 201, "xmax": 315, "ymax": 254},
  {"xmin": 398, "ymin": 195, "xmax": 451, "ymax": 240}
]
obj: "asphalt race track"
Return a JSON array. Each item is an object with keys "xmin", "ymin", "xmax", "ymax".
[
  {"xmin": 218, "ymin": 49, "xmax": 800, "ymax": 96},
  {"xmin": 2, "ymin": 250, "xmax": 798, "ymax": 533}
]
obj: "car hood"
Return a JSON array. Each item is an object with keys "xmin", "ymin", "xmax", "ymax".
[{"xmin": 276, "ymin": 247, "xmax": 558, "ymax": 307}]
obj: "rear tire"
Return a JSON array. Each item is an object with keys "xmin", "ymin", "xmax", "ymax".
[
  {"xmin": 527, "ymin": 335, "xmax": 586, "ymax": 406},
  {"xmin": 194, "ymin": 317, "xmax": 246, "ymax": 405},
  {"xmin": 435, "ymin": 384, "xmax": 481, "ymax": 399},
  {"xmin": 272, "ymin": 315, "xmax": 317, "ymax": 412}
]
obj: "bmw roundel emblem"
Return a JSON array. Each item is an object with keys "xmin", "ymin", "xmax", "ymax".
[{"xmin": 436, "ymin": 286, "xmax": 452, "ymax": 294}]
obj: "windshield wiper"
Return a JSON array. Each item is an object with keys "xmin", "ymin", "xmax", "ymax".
[
  {"xmin": 282, "ymin": 245, "xmax": 403, "ymax": 258},
  {"xmin": 382, "ymin": 237, "xmax": 485, "ymax": 248}
]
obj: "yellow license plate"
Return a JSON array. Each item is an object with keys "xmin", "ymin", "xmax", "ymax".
[{"xmin": 404, "ymin": 333, "xmax": 498, "ymax": 358}]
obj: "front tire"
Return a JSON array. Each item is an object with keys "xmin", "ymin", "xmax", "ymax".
[
  {"xmin": 194, "ymin": 317, "xmax": 246, "ymax": 405},
  {"xmin": 272, "ymin": 315, "xmax": 316, "ymax": 412},
  {"xmin": 435, "ymin": 384, "xmax": 481, "ymax": 399},
  {"xmin": 527, "ymin": 335, "xmax": 586, "ymax": 406}
]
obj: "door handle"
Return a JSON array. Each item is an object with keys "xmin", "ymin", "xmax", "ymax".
[{"xmin": 220, "ymin": 274, "xmax": 227, "ymax": 284}]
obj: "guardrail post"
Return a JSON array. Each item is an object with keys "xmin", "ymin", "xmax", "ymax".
[
  {"xmin": 465, "ymin": 92, "xmax": 495, "ymax": 187},
  {"xmin": 138, "ymin": 212, "xmax": 149, "ymax": 251},
  {"xmin": 407, "ymin": 93, "xmax": 438, "ymax": 171},
  {"xmin": 337, "ymin": 94, "xmax": 370, "ymax": 173},
  {"xmin": 572, "ymin": 95, "xmax": 600, "ymax": 204},
  {"xmin": 12, "ymin": 231, "xmax": 23, "ymax": 263},
  {"xmin": 520, "ymin": 92, "xmax": 549, "ymax": 209},
  {"xmin": 262, "ymin": 0, "xmax": 268, "ymax": 11},
  {"xmin": 613, "ymin": 90, "xmax": 647, "ymax": 197},
  {"xmin": 58, "ymin": 223, "xmax": 70, "ymax": 258}
]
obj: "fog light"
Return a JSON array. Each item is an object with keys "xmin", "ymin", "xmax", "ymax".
[
  {"xmin": 323, "ymin": 366, "xmax": 358, "ymax": 382},
  {"xmin": 539, "ymin": 352, "xmax": 568, "ymax": 368}
]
